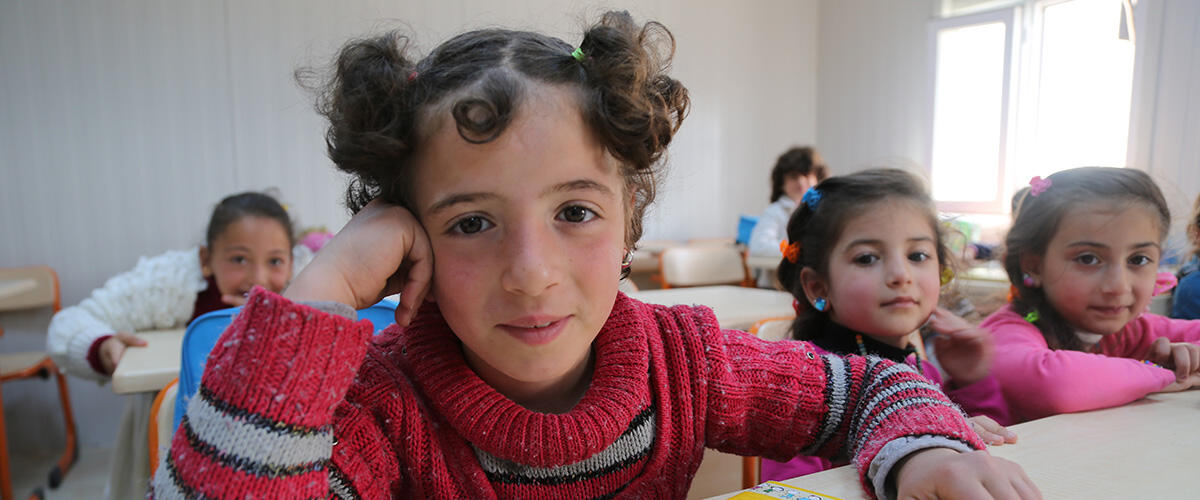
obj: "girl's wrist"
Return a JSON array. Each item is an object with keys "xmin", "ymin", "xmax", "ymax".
[{"xmin": 282, "ymin": 263, "xmax": 357, "ymax": 307}]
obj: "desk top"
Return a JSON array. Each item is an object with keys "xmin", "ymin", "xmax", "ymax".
[
  {"xmin": 630, "ymin": 286, "xmax": 793, "ymax": 331},
  {"xmin": 707, "ymin": 390, "xmax": 1200, "ymax": 499},
  {"xmin": 110, "ymin": 328, "xmax": 183, "ymax": 394}
]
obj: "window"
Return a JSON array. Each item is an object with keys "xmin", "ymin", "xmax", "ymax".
[{"xmin": 929, "ymin": 0, "xmax": 1136, "ymax": 214}]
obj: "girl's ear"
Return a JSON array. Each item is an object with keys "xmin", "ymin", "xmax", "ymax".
[
  {"xmin": 1020, "ymin": 252, "xmax": 1042, "ymax": 283},
  {"xmin": 199, "ymin": 246, "xmax": 213, "ymax": 278},
  {"xmin": 799, "ymin": 267, "xmax": 829, "ymax": 307}
]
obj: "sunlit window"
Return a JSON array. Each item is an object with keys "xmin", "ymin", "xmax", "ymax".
[{"xmin": 929, "ymin": 0, "xmax": 1135, "ymax": 214}]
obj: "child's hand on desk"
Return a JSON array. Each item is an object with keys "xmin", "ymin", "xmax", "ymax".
[
  {"xmin": 894, "ymin": 448, "xmax": 1040, "ymax": 499},
  {"xmin": 969, "ymin": 415, "xmax": 1017, "ymax": 446},
  {"xmin": 99, "ymin": 332, "xmax": 147, "ymax": 375},
  {"xmin": 1147, "ymin": 337, "xmax": 1200, "ymax": 383},
  {"xmin": 1156, "ymin": 372, "xmax": 1200, "ymax": 393},
  {"xmin": 284, "ymin": 199, "xmax": 433, "ymax": 326},
  {"xmin": 927, "ymin": 307, "xmax": 995, "ymax": 386}
]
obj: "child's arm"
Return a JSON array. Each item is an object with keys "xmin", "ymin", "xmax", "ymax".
[
  {"xmin": 153, "ymin": 200, "xmax": 434, "ymax": 498},
  {"xmin": 47, "ymin": 249, "xmax": 205, "ymax": 380},
  {"xmin": 926, "ymin": 308, "xmax": 1014, "ymax": 426},
  {"xmin": 984, "ymin": 309, "xmax": 1176, "ymax": 421},
  {"xmin": 700, "ymin": 329, "xmax": 1028, "ymax": 498},
  {"xmin": 153, "ymin": 289, "xmax": 400, "ymax": 497}
]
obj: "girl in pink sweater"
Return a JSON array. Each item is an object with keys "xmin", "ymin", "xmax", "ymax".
[
  {"xmin": 761, "ymin": 169, "xmax": 1016, "ymax": 482},
  {"xmin": 981, "ymin": 167, "xmax": 1200, "ymax": 424},
  {"xmin": 154, "ymin": 12, "xmax": 1038, "ymax": 499}
]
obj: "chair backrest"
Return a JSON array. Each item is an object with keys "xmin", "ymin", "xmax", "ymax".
[
  {"xmin": 173, "ymin": 299, "xmax": 398, "ymax": 429},
  {"xmin": 748, "ymin": 316, "xmax": 795, "ymax": 342},
  {"xmin": 0, "ymin": 266, "xmax": 60, "ymax": 313},
  {"xmin": 658, "ymin": 245, "xmax": 748, "ymax": 288},
  {"xmin": 149, "ymin": 378, "xmax": 178, "ymax": 478}
]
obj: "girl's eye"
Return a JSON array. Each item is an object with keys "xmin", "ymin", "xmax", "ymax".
[
  {"xmin": 269, "ymin": 258, "xmax": 285, "ymax": 267},
  {"xmin": 558, "ymin": 205, "xmax": 596, "ymax": 223},
  {"xmin": 230, "ymin": 256, "xmax": 247, "ymax": 265},
  {"xmin": 908, "ymin": 252, "xmax": 931, "ymax": 263},
  {"xmin": 852, "ymin": 253, "xmax": 879, "ymax": 265},
  {"xmin": 1128, "ymin": 254, "xmax": 1153, "ymax": 267},
  {"xmin": 1074, "ymin": 254, "xmax": 1100, "ymax": 266},
  {"xmin": 452, "ymin": 216, "xmax": 493, "ymax": 235}
]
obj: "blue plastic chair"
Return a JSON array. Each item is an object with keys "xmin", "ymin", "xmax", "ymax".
[{"xmin": 173, "ymin": 299, "xmax": 398, "ymax": 429}]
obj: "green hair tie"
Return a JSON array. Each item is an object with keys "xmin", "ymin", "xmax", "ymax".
[
  {"xmin": 1024, "ymin": 309, "xmax": 1039, "ymax": 323},
  {"xmin": 571, "ymin": 47, "xmax": 586, "ymax": 62}
]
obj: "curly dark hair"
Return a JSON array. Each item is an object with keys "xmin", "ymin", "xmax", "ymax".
[
  {"xmin": 776, "ymin": 168, "xmax": 950, "ymax": 341},
  {"xmin": 769, "ymin": 146, "xmax": 828, "ymax": 202},
  {"xmin": 1003, "ymin": 167, "xmax": 1170, "ymax": 351},
  {"xmin": 302, "ymin": 11, "xmax": 689, "ymax": 248}
]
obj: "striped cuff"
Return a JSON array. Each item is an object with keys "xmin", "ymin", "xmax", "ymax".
[{"xmin": 868, "ymin": 436, "xmax": 976, "ymax": 500}]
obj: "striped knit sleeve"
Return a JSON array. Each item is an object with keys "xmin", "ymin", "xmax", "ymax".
[
  {"xmin": 701, "ymin": 327, "xmax": 983, "ymax": 499},
  {"xmin": 152, "ymin": 287, "xmax": 376, "ymax": 498}
]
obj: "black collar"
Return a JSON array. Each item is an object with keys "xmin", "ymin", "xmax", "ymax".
[{"xmin": 810, "ymin": 321, "xmax": 919, "ymax": 362}]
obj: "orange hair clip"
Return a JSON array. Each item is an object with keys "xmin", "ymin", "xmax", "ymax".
[{"xmin": 780, "ymin": 240, "xmax": 801, "ymax": 263}]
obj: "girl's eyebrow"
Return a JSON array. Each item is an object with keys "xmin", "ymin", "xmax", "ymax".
[
  {"xmin": 427, "ymin": 179, "xmax": 615, "ymax": 216},
  {"xmin": 1066, "ymin": 241, "xmax": 1161, "ymax": 251},
  {"xmin": 844, "ymin": 236, "xmax": 933, "ymax": 247}
]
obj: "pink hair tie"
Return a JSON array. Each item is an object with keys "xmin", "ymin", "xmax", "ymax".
[
  {"xmin": 1153, "ymin": 272, "xmax": 1177, "ymax": 296},
  {"xmin": 1029, "ymin": 176, "xmax": 1052, "ymax": 196}
]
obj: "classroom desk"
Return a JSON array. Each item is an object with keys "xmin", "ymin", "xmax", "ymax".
[
  {"xmin": 744, "ymin": 254, "xmax": 780, "ymax": 274},
  {"xmin": 630, "ymin": 286, "xmax": 794, "ymax": 331},
  {"xmin": 706, "ymin": 389, "xmax": 1200, "ymax": 499},
  {"xmin": 110, "ymin": 328, "xmax": 183, "ymax": 394}
]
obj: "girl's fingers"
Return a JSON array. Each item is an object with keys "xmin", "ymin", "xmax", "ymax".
[
  {"xmin": 114, "ymin": 331, "xmax": 147, "ymax": 347},
  {"xmin": 395, "ymin": 228, "xmax": 434, "ymax": 327},
  {"xmin": 1151, "ymin": 337, "xmax": 1172, "ymax": 365},
  {"xmin": 1172, "ymin": 345, "xmax": 1191, "ymax": 381},
  {"xmin": 221, "ymin": 293, "xmax": 249, "ymax": 307}
]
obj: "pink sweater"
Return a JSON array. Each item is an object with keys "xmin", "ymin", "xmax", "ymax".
[
  {"xmin": 981, "ymin": 305, "xmax": 1200, "ymax": 423},
  {"xmin": 762, "ymin": 337, "xmax": 1010, "ymax": 482},
  {"xmin": 154, "ymin": 289, "xmax": 983, "ymax": 499}
]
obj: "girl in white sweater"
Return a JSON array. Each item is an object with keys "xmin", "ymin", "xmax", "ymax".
[{"xmin": 46, "ymin": 191, "xmax": 310, "ymax": 499}]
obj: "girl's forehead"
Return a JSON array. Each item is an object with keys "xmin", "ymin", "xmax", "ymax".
[
  {"xmin": 411, "ymin": 87, "xmax": 620, "ymax": 211},
  {"xmin": 212, "ymin": 216, "xmax": 292, "ymax": 249},
  {"xmin": 837, "ymin": 199, "xmax": 936, "ymax": 241},
  {"xmin": 1054, "ymin": 201, "xmax": 1164, "ymax": 242}
]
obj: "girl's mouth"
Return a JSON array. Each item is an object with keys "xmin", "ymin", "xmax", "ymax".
[
  {"xmin": 882, "ymin": 297, "xmax": 918, "ymax": 307},
  {"xmin": 1089, "ymin": 305, "xmax": 1127, "ymax": 316},
  {"xmin": 498, "ymin": 316, "xmax": 569, "ymax": 346}
]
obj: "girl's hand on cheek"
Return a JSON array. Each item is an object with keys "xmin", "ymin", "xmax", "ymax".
[
  {"xmin": 284, "ymin": 199, "xmax": 433, "ymax": 326},
  {"xmin": 895, "ymin": 448, "xmax": 1040, "ymax": 499},
  {"xmin": 1148, "ymin": 337, "xmax": 1200, "ymax": 383},
  {"xmin": 928, "ymin": 307, "xmax": 995, "ymax": 386}
]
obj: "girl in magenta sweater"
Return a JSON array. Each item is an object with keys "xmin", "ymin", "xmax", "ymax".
[
  {"xmin": 761, "ymin": 169, "xmax": 1016, "ymax": 482},
  {"xmin": 154, "ymin": 12, "xmax": 1038, "ymax": 499},
  {"xmin": 981, "ymin": 167, "xmax": 1200, "ymax": 424}
]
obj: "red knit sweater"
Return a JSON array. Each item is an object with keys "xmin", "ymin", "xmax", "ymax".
[{"xmin": 154, "ymin": 288, "xmax": 982, "ymax": 499}]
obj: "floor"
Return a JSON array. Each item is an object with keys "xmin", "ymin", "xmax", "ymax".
[{"xmin": 9, "ymin": 447, "xmax": 110, "ymax": 500}]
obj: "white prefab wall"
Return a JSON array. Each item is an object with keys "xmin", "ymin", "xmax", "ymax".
[{"xmin": 0, "ymin": 1, "xmax": 817, "ymax": 450}]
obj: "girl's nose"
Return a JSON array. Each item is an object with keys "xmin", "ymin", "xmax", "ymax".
[
  {"xmin": 886, "ymin": 257, "xmax": 912, "ymax": 287},
  {"xmin": 249, "ymin": 263, "xmax": 271, "ymax": 288},
  {"xmin": 500, "ymin": 223, "xmax": 559, "ymax": 297},
  {"xmin": 1100, "ymin": 265, "xmax": 1130, "ymax": 295}
]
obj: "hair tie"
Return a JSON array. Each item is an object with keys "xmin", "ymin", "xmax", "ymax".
[
  {"xmin": 1024, "ymin": 309, "xmax": 1040, "ymax": 323},
  {"xmin": 940, "ymin": 267, "xmax": 955, "ymax": 286},
  {"xmin": 571, "ymin": 47, "xmax": 586, "ymax": 62},
  {"xmin": 1029, "ymin": 176, "xmax": 1052, "ymax": 196},
  {"xmin": 801, "ymin": 187, "xmax": 822, "ymax": 210},
  {"xmin": 780, "ymin": 239, "xmax": 801, "ymax": 263},
  {"xmin": 407, "ymin": 71, "xmax": 418, "ymax": 82}
]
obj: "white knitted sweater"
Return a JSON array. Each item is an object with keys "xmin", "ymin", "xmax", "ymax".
[{"xmin": 46, "ymin": 246, "xmax": 312, "ymax": 381}]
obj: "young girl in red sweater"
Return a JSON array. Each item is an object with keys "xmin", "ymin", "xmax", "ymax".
[
  {"xmin": 760, "ymin": 169, "xmax": 1016, "ymax": 482},
  {"xmin": 154, "ymin": 12, "xmax": 1037, "ymax": 499}
]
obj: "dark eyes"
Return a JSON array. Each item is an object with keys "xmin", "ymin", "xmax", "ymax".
[
  {"xmin": 852, "ymin": 254, "xmax": 879, "ymax": 265},
  {"xmin": 1128, "ymin": 255, "xmax": 1153, "ymax": 266},
  {"xmin": 454, "ymin": 216, "xmax": 492, "ymax": 235},
  {"xmin": 1074, "ymin": 254, "xmax": 1100, "ymax": 266},
  {"xmin": 558, "ymin": 205, "xmax": 595, "ymax": 223},
  {"xmin": 230, "ymin": 256, "xmax": 246, "ymax": 264},
  {"xmin": 908, "ymin": 252, "xmax": 931, "ymax": 263}
]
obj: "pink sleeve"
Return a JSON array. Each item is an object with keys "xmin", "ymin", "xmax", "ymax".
[
  {"xmin": 1115, "ymin": 314, "xmax": 1200, "ymax": 356},
  {"xmin": 983, "ymin": 307, "xmax": 1175, "ymax": 423},
  {"xmin": 944, "ymin": 375, "xmax": 1012, "ymax": 426}
]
